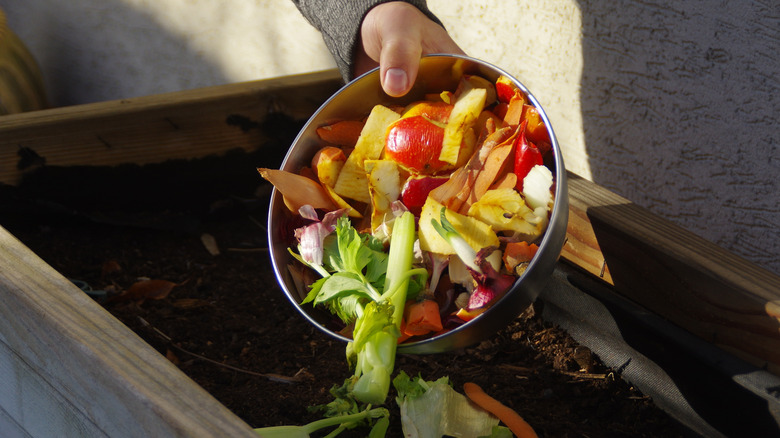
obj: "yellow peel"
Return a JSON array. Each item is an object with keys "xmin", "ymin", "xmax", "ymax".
[
  {"xmin": 419, "ymin": 197, "xmax": 499, "ymax": 254},
  {"xmin": 468, "ymin": 188, "xmax": 545, "ymax": 241},
  {"xmin": 333, "ymin": 105, "xmax": 400, "ymax": 203},
  {"xmin": 439, "ymin": 87, "xmax": 486, "ymax": 165}
]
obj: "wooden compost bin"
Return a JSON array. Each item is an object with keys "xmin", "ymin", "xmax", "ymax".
[{"xmin": 1, "ymin": 70, "xmax": 779, "ymax": 437}]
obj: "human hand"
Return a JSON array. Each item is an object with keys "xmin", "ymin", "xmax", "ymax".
[{"xmin": 355, "ymin": 2, "xmax": 465, "ymax": 97}]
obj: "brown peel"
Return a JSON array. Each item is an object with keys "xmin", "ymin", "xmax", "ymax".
[{"xmin": 258, "ymin": 168, "xmax": 338, "ymax": 213}]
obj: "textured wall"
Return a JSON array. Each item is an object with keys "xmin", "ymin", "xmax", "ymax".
[
  {"xmin": 576, "ymin": 1, "xmax": 778, "ymax": 274},
  {"xmin": 430, "ymin": 0, "xmax": 779, "ymax": 274},
  {"xmin": 0, "ymin": 0, "xmax": 336, "ymax": 104},
  {"xmin": 2, "ymin": 0, "xmax": 778, "ymax": 274}
]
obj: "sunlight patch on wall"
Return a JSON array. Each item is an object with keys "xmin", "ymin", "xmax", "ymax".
[
  {"xmin": 120, "ymin": 0, "xmax": 336, "ymax": 82},
  {"xmin": 429, "ymin": 0, "xmax": 591, "ymax": 179}
]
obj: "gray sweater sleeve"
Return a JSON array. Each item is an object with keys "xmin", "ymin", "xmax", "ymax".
[{"xmin": 291, "ymin": 0, "xmax": 443, "ymax": 82}]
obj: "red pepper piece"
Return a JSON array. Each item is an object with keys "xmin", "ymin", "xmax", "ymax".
[{"xmin": 513, "ymin": 121, "xmax": 544, "ymax": 192}]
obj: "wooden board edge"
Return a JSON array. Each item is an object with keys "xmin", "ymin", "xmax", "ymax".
[
  {"xmin": 0, "ymin": 69, "xmax": 344, "ymax": 186},
  {"xmin": 0, "ymin": 69, "xmax": 343, "ymax": 129},
  {"xmin": 561, "ymin": 171, "xmax": 780, "ymax": 373},
  {"xmin": 0, "ymin": 225, "xmax": 257, "ymax": 437}
]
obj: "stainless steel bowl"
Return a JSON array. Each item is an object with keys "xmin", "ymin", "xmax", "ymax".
[{"xmin": 268, "ymin": 54, "xmax": 568, "ymax": 354}]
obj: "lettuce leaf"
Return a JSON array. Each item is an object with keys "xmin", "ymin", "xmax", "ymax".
[{"xmin": 393, "ymin": 372, "xmax": 500, "ymax": 438}]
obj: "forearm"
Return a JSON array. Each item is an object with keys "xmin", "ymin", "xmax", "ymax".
[{"xmin": 291, "ymin": 0, "xmax": 443, "ymax": 81}]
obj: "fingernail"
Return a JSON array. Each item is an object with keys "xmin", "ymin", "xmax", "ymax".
[{"xmin": 384, "ymin": 68, "xmax": 408, "ymax": 97}]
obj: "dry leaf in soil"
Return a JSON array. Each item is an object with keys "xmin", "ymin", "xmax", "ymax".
[{"xmin": 111, "ymin": 279, "xmax": 179, "ymax": 303}]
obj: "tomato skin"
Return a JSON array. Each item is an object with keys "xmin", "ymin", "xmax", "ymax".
[
  {"xmin": 513, "ymin": 121, "xmax": 544, "ymax": 192},
  {"xmin": 384, "ymin": 115, "xmax": 449, "ymax": 174},
  {"xmin": 400, "ymin": 175, "xmax": 448, "ymax": 216}
]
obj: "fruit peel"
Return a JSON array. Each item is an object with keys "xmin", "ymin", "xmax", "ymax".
[
  {"xmin": 333, "ymin": 105, "xmax": 400, "ymax": 203},
  {"xmin": 439, "ymin": 87, "xmax": 487, "ymax": 165},
  {"xmin": 419, "ymin": 197, "xmax": 499, "ymax": 255},
  {"xmin": 467, "ymin": 187, "xmax": 544, "ymax": 241}
]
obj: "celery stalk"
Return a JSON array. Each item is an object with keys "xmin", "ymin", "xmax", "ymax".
[
  {"xmin": 382, "ymin": 211, "xmax": 418, "ymax": 325},
  {"xmin": 351, "ymin": 211, "xmax": 425, "ymax": 405},
  {"xmin": 297, "ymin": 210, "xmax": 425, "ymax": 407},
  {"xmin": 253, "ymin": 406, "xmax": 388, "ymax": 437}
]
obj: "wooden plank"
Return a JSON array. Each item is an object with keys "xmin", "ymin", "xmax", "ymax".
[
  {"xmin": 0, "ymin": 225, "xmax": 257, "ymax": 437},
  {"xmin": 0, "ymin": 71, "xmax": 341, "ymax": 436},
  {"xmin": 561, "ymin": 172, "xmax": 780, "ymax": 374},
  {"xmin": 0, "ymin": 69, "xmax": 343, "ymax": 185},
  {"xmin": 561, "ymin": 178, "xmax": 615, "ymax": 285}
]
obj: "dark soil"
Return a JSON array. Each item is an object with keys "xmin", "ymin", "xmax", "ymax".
[{"xmin": 1, "ymin": 144, "xmax": 695, "ymax": 437}]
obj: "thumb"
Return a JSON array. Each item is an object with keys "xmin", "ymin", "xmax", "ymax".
[{"xmin": 379, "ymin": 36, "xmax": 422, "ymax": 97}]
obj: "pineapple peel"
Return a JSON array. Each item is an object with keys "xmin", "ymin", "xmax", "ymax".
[
  {"xmin": 333, "ymin": 105, "xmax": 401, "ymax": 203},
  {"xmin": 468, "ymin": 188, "xmax": 545, "ymax": 240},
  {"xmin": 419, "ymin": 197, "xmax": 499, "ymax": 254}
]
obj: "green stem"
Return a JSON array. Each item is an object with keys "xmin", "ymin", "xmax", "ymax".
[
  {"xmin": 379, "ymin": 267, "xmax": 428, "ymax": 305},
  {"xmin": 322, "ymin": 425, "xmax": 347, "ymax": 438},
  {"xmin": 311, "ymin": 263, "xmax": 331, "ymax": 279},
  {"xmin": 254, "ymin": 407, "xmax": 386, "ymax": 437},
  {"xmin": 358, "ymin": 272, "xmax": 383, "ymax": 302},
  {"xmin": 288, "ymin": 248, "xmax": 331, "ymax": 278},
  {"xmin": 383, "ymin": 212, "xmax": 417, "ymax": 327}
]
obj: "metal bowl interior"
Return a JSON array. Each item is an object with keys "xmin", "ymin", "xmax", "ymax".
[{"xmin": 268, "ymin": 54, "xmax": 568, "ymax": 354}]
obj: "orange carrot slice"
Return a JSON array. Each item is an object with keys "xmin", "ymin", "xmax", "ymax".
[
  {"xmin": 397, "ymin": 320, "xmax": 412, "ymax": 344},
  {"xmin": 315, "ymin": 120, "xmax": 365, "ymax": 147},
  {"xmin": 402, "ymin": 300, "xmax": 443, "ymax": 336},
  {"xmin": 503, "ymin": 241, "xmax": 539, "ymax": 272},
  {"xmin": 463, "ymin": 382, "xmax": 538, "ymax": 438}
]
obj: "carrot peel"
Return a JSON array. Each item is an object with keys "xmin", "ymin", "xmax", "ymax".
[
  {"xmin": 315, "ymin": 120, "xmax": 365, "ymax": 147},
  {"xmin": 463, "ymin": 382, "xmax": 538, "ymax": 438},
  {"xmin": 503, "ymin": 241, "xmax": 539, "ymax": 272},
  {"xmin": 402, "ymin": 299, "xmax": 443, "ymax": 336}
]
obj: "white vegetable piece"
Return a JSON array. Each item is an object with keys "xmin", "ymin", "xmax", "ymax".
[{"xmin": 522, "ymin": 164, "xmax": 554, "ymax": 211}]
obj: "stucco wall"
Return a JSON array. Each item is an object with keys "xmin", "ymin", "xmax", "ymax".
[{"xmin": 2, "ymin": 0, "xmax": 778, "ymax": 274}]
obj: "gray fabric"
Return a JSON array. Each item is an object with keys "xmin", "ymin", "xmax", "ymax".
[
  {"xmin": 291, "ymin": 0, "xmax": 444, "ymax": 82},
  {"xmin": 540, "ymin": 265, "xmax": 780, "ymax": 438}
]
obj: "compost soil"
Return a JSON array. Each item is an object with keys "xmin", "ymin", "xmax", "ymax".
[{"xmin": 2, "ymin": 139, "xmax": 694, "ymax": 437}]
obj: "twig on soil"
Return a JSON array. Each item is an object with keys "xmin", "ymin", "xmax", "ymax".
[
  {"xmin": 498, "ymin": 364, "xmax": 535, "ymax": 375},
  {"xmin": 534, "ymin": 327, "xmax": 556, "ymax": 337},
  {"xmin": 561, "ymin": 371, "xmax": 608, "ymax": 380},
  {"xmin": 137, "ymin": 316, "xmax": 305, "ymax": 383}
]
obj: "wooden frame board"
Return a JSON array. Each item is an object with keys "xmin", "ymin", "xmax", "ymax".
[
  {"xmin": 0, "ymin": 69, "xmax": 343, "ymax": 186},
  {"xmin": 562, "ymin": 172, "xmax": 780, "ymax": 374},
  {"xmin": 0, "ymin": 226, "xmax": 256, "ymax": 437},
  {"xmin": 0, "ymin": 70, "xmax": 343, "ymax": 437}
]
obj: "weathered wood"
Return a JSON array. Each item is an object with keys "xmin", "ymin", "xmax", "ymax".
[
  {"xmin": 0, "ymin": 72, "xmax": 342, "ymax": 437},
  {"xmin": 0, "ymin": 69, "xmax": 343, "ymax": 185},
  {"xmin": 0, "ymin": 71, "xmax": 343, "ymax": 436},
  {"xmin": 561, "ymin": 172, "xmax": 780, "ymax": 374},
  {"xmin": 561, "ymin": 178, "xmax": 614, "ymax": 285},
  {"xmin": 0, "ymin": 226, "xmax": 257, "ymax": 437}
]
